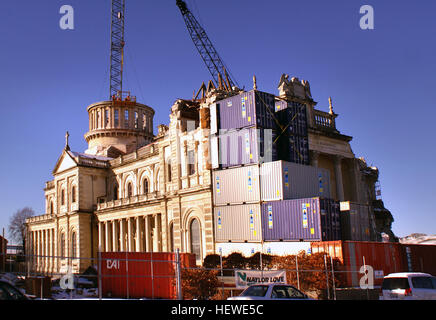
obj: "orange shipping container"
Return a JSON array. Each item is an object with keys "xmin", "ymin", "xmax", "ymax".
[
  {"xmin": 311, "ymin": 241, "xmax": 406, "ymax": 287},
  {"xmin": 101, "ymin": 252, "xmax": 196, "ymax": 299},
  {"xmin": 400, "ymin": 244, "xmax": 436, "ymax": 276}
]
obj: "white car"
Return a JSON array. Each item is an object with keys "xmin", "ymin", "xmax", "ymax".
[
  {"xmin": 227, "ymin": 284, "xmax": 312, "ymax": 300},
  {"xmin": 380, "ymin": 272, "xmax": 436, "ymax": 300}
]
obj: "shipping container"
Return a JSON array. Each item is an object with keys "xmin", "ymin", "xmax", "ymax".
[
  {"xmin": 401, "ymin": 244, "xmax": 436, "ymax": 276},
  {"xmin": 216, "ymin": 241, "xmax": 311, "ymax": 257},
  {"xmin": 260, "ymin": 198, "xmax": 341, "ymax": 242},
  {"xmin": 213, "ymin": 165, "xmax": 261, "ymax": 205},
  {"xmin": 100, "ymin": 252, "xmax": 196, "ymax": 299},
  {"xmin": 260, "ymin": 161, "xmax": 331, "ymax": 201},
  {"xmin": 214, "ymin": 204, "xmax": 262, "ymax": 243},
  {"xmin": 215, "ymin": 90, "xmax": 277, "ymax": 131},
  {"xmin": 213, "ymin": 161, "xmax": 330, "ymax": 205},
  {"xmin": 277, "ymin": 135, "xmax": 310, "ymax": 165},
  {"xmin": 215, "ymin": 126, "xmax": 279, "ymax": 168},
  {"xmin": 275, "ymin": 101, "xmax": 308, "ymax": 137},
  {"xmin": 340, "ymin": 202, "xmax": 374, "ymax": 241},
  {"xmin": 311, "ymin": 241, "xmax": 406, "ymax": 287}
]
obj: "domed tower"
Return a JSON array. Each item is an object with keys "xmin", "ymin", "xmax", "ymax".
[{"xmin": 84, "ymin": 92, "xmax": 155, "ymax": 157}]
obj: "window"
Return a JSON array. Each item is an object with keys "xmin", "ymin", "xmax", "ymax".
[
  {"xmin": 169, "ymin": 223, "xmax": 174, "ymax": 252},
  {"xmin": 241, "ymin": 285, "xmax": 268, "ymax": 297},
  {"xmin": 412, "ymin": 277, "xmax": 434, "ymax": 289},
  {"xmin": 50, "ymin": 201, "xmax": 54, "ymax": 214},
  {"xmin": 60, "ymin": 233, "xmax": 66, "ymax": 257},
  {"xmin": 143, "ymin": 178, "xmax": 149, "ymax": 194},
  {"xmin": 127, "ymin": 182, "xmax": 133, "ymax": 198},
  {"xmin": 188, "ymin": 150, "xmax": 196, "ymax": 175},
  {"xmin": 105, "ymin": 109, "xmax": 109, "ymax": 127},
  {"xmin": 135, "ymin": 112, "xmax": 138, "ymax": 129},
  {"xmin": 190, "ymin": 219, "xmax": 201, "ymax": 262},
  {"xmin": 97, "ymin": 111, "xmax": 101, "ymax": 128},
  {"xmin": 113, "ymin": 185, "xmax": 118, "ymax": 200},
  {"xmin": 61, "ymin": 189, "xmax": 65, "ymax": 206},
  {"xmin": 143, "ymin": 114, "xmax": 147, "ymax": 130},
  {"xmin": 72, "ymin": 186, "xmax": 76, "ymax": 203},
  {"xmin": 71, "ymin": 232, "xmax": 77, "ymax": 258},
  {"xmin": 382, "ymin": 278, "xmax": 410, "ymax": 290},
  {"xmin": 124, "ymin": 109, "xmax": 129, "ymax": 127},
  {"xmin": 167, "ymin": 161, "xmax": 172, "ymax": 182},
  {"xmin": 271, "ymin": 285, "xmax": 305, "ymax": 299},
  {"xmin": 114, "ymin": 109, "xmax": 119, "ymax": 126}
]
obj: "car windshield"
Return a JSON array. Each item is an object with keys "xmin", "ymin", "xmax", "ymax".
[
  {"xmin": 382, "ymin": 278, "xmax": 410, "ymax": 290},
  {"xmin": 241, "ymin": 285, "xmax": 269, "ymax": 297}
]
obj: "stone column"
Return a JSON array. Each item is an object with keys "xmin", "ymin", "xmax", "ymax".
[
  {"xmin": 45, "ymin": 230, "xmax": 49, "ymax": 273},
  {"xmin": 127, "ymin": 218, "xmax": 133, "ymax": 252},
  {"xmin": 98, "ymin": 222, "xmax": 103, "ymax": 251},
  {"xmin": 112, "ymin": 221, "xmax": 118, "ymax": 252},
  {"xmin": 144, "ymin": 215, "xmax": 151, "ymax": 252},
  {"xmin": 135, "ymin": 217, "xmax": 142, "ymax": 252},
  {"xmin": 311, "ymin": 151, "xmax": 320, "ymax": 167},
  {"xmin": 334, "ymin": 155, "xmax": 345, "ymax": 201},
  {"xmin": 119, "ymin": 219, "xmax": 125, "ymax": 251},
  {"xmin": 154, "ymin": 214, "xmax": 162, "ymax": 252},
  {"xmin": 104, "ymin": 222, "xmax": 110, "ymax": 252}
]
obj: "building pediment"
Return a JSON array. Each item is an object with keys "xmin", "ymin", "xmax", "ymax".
[{"xmin": 52, "ymin": 149, "xmax": 78, "ymax": 175}]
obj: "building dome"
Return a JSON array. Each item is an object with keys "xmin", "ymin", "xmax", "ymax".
[{"xmin": 84, "ymin": 96, "xmax": 155, "ymax": 156}]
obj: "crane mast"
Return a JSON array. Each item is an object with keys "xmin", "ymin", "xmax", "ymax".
[
  {"xmin": 110, "ymin": 0, "xmax": 125, "ymax": 100},
  {"xmin": 176, "ymin": 0, "xmax": 239, "ymax": 90}
]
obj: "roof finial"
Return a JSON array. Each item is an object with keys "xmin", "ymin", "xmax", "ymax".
[
  {"xmin": 253, "ymin": 75, "xmax": 257, "ymax": 90},
  {"xmin": 65, "ymin": 131, "xmax": 70, "ymax": 150},
  {"xmin": 328, "ymin": 97, "xmax": 334, "ymax": 114}
]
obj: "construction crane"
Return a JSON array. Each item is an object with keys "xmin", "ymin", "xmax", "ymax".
[
  {"xmin": 109, "ymin": 0, "xmax": 126, "ymax": 100},
  {"xmin": 176, "ymin": 0, "xmax": 239, "ymax": 90}
]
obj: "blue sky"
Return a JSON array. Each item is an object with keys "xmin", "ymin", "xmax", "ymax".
[{"xmin": 0, "ymin": 0, "xmax": 435, "ymax": 242}]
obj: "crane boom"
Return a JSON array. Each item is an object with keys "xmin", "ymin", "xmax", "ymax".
[
  {"xmin": 110, "ymin": 0, "xmax": 125, "ymax": 99},
  {"xmin": 176, "ymin": 0, "xmax": 239, "ymax": 90}
]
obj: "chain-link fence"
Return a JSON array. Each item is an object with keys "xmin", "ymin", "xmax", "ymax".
[{"xmin": 0, "ymin": 251, "xmax": 380, "ymax": 300}]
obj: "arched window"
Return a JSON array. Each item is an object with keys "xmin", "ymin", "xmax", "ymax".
[
  {"xmin": 71, "ymin": 232, "xmax": 77, "ymax": 258},
  {"xmin": 72, "ymin": 186, "xmax": 76, "ymax": 203},
  {"xmin": 143, "ymin": 178, "xmax": 149, "ymax": 194},
  {"xmin": 61, "ymin": 189, "xmax": 65, "ymax": 206},
  {"xmin": 60, "ymin": 233, "xmax": 66, "ymax": 258},
  {"xmin": 190, "ymin": 219, "xmax": 201, "ymax": 263},
  {"xmin": 127, "ymin": 182, "xmax": 133, "ymax": 198}
]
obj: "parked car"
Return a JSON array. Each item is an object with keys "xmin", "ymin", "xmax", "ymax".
[
  {"xmin": 227, "ymin": 284, "xmax": 312, "ymax": 300},
  {"xmin": 0, "ymin": 280, "xmax": 29, "ymax": 300},
  {"xmin": 380, "ymin": 272, "xmax": 436, "ymax": 300}
]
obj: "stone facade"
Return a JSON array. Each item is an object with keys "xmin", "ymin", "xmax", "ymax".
[{"xmin": 25, "ymin": 74, "xmax": 392, "ymax": 274}]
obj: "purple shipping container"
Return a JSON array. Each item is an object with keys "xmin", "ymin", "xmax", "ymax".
[
  {"xmin": 216, "ymin": 90, "xmax": 277, "ymax": 131},
  {"xmin": 261, "ymin": 198, "xmax": 341, "ymax": 242},
  {"xmin": 217, "ymin": 127, "xmax": 278, "ymax": 168}
]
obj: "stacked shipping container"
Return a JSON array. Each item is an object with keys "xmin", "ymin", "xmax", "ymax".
[
  {"xmin": 340, "ymin": 201, "xmax": 377, "ymax": 241},
  {"xmin": 311, "ymin": 241, "xmax": 436, "ymax": 288}
]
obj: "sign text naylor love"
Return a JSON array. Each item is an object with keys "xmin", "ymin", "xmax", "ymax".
[{"xmin": 235, "ymin": 270, "xmax": 287, "ymax": 289}]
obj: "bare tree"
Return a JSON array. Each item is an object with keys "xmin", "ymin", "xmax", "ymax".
[{"xmin": 8, "ymin": 207, "xmax": 35, "ymax": 249}]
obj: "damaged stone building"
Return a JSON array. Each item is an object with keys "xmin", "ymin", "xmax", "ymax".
[{"xmin": 25, "ymin": 74, "xmax": 394, "ymax": 274}]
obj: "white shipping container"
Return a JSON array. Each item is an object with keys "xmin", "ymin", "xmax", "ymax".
[
  {"xmin": 260, "ymin": 161, "xmax": 331, "ymax": 201},
  {"xmin": 213, "ymin": 165, "xmax": 261, "ymax": 205},
  {"xmin": 214, "ymin": 204, "xmax": 262, "ymax": 242},
  {"xmin": 210, "ymin": 103, "xmax": 218, "ymax": 135},
  {"xmin": 211, "ymin": 135, "xmax": 219, "ymax": 169}
]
